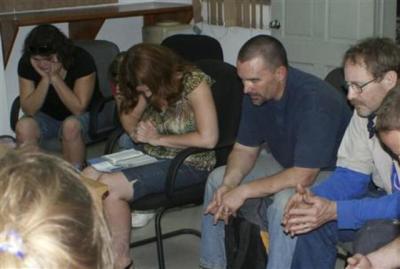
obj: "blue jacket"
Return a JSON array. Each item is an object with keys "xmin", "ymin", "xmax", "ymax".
[{"xmin": 313, "ymin": 166, "xmax": 400, "ymax": 229}]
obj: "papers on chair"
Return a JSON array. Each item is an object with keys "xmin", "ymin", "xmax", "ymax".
[{"xmin": 88, "ymin": 148, "xmax": 159, "ymax": 173}]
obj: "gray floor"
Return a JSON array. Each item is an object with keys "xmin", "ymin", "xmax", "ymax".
[
  {"xmin": 87, "ymin": 143, "xmax": 346, "ymax": 269},
  {"xmin": 130, "ymin": 205, "xmax": 346, "ymax": 269},
  {"xmin": 131, "ymin": 206, "xmax": 203, "ymax": 269}
]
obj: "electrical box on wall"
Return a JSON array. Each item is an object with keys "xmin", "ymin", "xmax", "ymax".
[{"xmin": 142, "ymin": 21, "xmax": 192, "ymax": 44}]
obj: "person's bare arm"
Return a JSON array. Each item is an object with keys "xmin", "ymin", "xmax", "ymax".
[
  {"xmin": 117, "ymin": 95, "xmax": 148, "ymax": 143},
  {"xmin": 135, "ymin": 80, "xmax": 218, "ymax": 149},
  {"xmin": 51, "ymin": 65, "xmax": 96, "ymax": 115},
  {"xmin": 241, "ymin": 166, "xmax": 319, "ymax": 198},
  {"xmin": 19, "ymin": 76, "xmax": 50, "ymax": 116},
  {"xmin": 367, "ymin": 237, "xmax": 400, "ymax": 268},
  {"xmin": 205, "ymin": 143, "xmax": 260, "ymax": 221},
  {"xmin": 19, "ymin": 58, "xmax": 53, "ymax": 115},
  {"xmin": 346, "ymin": 254, "xmax": 373, "ymax": 269},
  {"xmin": 222, "ymin": 143, "xmax": 260, "ymax": 187},
  {"xmin": 282, "ymin": 187, "xmax": 337, "ymax": 235},
  {"xmin": 215, "ymin": 166, "xmax": 320, "ymax": 222},
  {"xmin": 345, "ymin": 237, "xmax": 400, "ymax": 269}
]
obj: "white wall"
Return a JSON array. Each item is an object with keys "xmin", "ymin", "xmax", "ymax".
[
  {"xmin": 0, "ymin": 0, "xmax": 271, "ymax": 135},
  {"xmin": 0, "ymin": 35, "xmax": 10, "ymax": 135},
  {"xmin": 191, "ymin": 24, "xmax": 271, "ymax": 65}
]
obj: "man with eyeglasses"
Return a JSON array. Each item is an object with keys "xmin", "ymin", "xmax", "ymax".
[
  {"xmin": 283, "ymin": 37, "xmax": 400, "ymax": 269},
  {"xmin": 344, "ymin": 84, "xmax": 400, "ymax": 269}
]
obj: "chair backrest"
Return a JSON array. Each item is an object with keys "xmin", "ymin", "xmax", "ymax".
[
  {"xmin": 74, "ymin": 39, "xmax": 120, "ymax": 98},
  {"xmin": 195, "ymin": 59, "xmax": 243, "ymax": 167},
  {"xmin": 75, "ymin": 40, "xmax": 120, "ymax": 140},
  {"xmin": 161, "ymin": 34, "xmax": 223, "ymax": 62},
  {"xmin": 324, "ymin": 67, "xmax": 353, "ymax": 110},
  {"xmin": 10, "ymin": 96, "xmax": 20, "ymax": 132},
  {"xmin": 325, "ymin": 67, "xmax": 346, "ymax": 94}
]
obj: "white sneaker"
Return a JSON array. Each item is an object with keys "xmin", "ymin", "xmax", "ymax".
[{"xmin": 131, "ymin": 211, "xmax": 155, "ymax": 228}]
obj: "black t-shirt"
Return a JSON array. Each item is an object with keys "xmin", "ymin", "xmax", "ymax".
[
  {"xmin": 237, "ymin": 67, "xmax": 352, "ymax": 170},
  {"xmin": 18, "ymin": 46, "xmax": 101, "ymax": 120}
]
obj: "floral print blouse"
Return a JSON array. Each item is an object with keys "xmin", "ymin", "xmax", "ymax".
[{"xmin": 142, "ymin": 69, "xmax": 216, "ymax": 171}]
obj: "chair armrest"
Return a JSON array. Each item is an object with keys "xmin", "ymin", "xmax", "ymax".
[
  {"xmin": 103, "ymin": 126, "xmax": 125, "ymax": 154},
  {"xmin": 89, "ymin": 96, "xmax": 115, "ymax": 140},
  {"xmin": 165, "ymin": 143, "xmax": 234, "ymax": 199},
  {"xmin": 165, "ymin": 147, "xmax": 211, "ymax": 199},
  {"xmin": 10, "ymin": 96, "xmax": 20, "ymax": 132}
]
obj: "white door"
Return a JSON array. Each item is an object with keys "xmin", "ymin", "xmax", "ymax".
[{"xmin": 270, "ymin": 0, "xmax": 396, "ymax": 78}]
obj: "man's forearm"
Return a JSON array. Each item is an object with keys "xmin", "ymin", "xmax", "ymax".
[
  {"xmin": 222, "ymin": 144, "xmax": 259, "ymax": 187},
  {"xmin": 242, "ymin": 166, "xmax": 319, "ymax": 199}
]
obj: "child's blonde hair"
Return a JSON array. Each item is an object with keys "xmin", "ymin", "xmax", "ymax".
[{"xmin": 0, "ymin": 149, "xmax": 113, "ymax": 268}]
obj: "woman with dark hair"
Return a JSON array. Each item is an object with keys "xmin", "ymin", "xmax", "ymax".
[
  {"xmin": 16, "ymin": 24, "xmax": 101, "ymax": 169},
  {"xmin": 83, "ymin": 43, "xmax": 218, "ymax": 268}
]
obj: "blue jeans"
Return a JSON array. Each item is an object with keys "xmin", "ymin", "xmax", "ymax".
[
  {"xmin": 290, "ymin": 221, "xmax": 354, "ymax": 269},
  {"xmin": 200, "ymin": 151, "xmax": 330, "ymax": 269},
  {"xmin": 122, "ymin": 158, "xmax": 209, "ymax": 201},
  {"xmin": 118, "ymin": 133, "xmax": 136, "ymax": 150},
  {"xmin": 30, "ymin": 112, "xmax": 90, "ymax": 142},
  {"xmin": 291, "ymin": 189, "xmax": 395, "ymax": 269}
]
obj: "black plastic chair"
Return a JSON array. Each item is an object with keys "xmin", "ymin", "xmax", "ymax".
[
  {"xmin": 0, "ymin": 135, "xmax": 16, "ymax": 148},
  {"xmin": 104, "ymin": 59, "xmax": 243, "ymax": 269},
  {"xmin": 10, "ymin": 39, "xmax": 120, "ymax": 151},
  {"xmin": 324, "ymin": 67, "xmax": 353, "ymax": 110},
  {"xmin": 325, "ymin": 67, "xmax": 345, "ymax": 93},
  {"xmin": 161, "ymin": 34, "xmax": 223, "ymax": 62}
]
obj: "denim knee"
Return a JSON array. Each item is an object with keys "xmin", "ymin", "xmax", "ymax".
[
  {"xmin": 207, "ymin": 166, "xmax": 226, "ymax": 190},
  {"xmin": 269, "ymin": 188, "xmax": 294, "ymax": 216},
  {"xmin": 118, "ymin": 133, "xmax": 135, "ymax": 150}
]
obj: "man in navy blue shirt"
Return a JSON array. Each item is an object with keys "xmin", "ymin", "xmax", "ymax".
[
  {"xmin": 199, "ymin": 35, "xmax": 352, "ymax": 269},
  {"xmin": 284, "ymin": 37, "xmax": 400, "ymax": 269}
]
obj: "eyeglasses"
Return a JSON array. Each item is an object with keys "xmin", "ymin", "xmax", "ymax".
[
  {"xmin": 31, "ymin": 55, "xmax": 58, "ymax": 63},
  {"xmin": 29, "ymin": 44, "xmax": 55, "ymax": 55},
  {"xmin": 344, "ymin": 78, "xmax": 377, "ymax": 94}
]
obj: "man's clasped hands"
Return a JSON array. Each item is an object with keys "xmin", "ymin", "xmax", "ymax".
[{"xmin": 204, "ymin": 182, "xmax": 338, "ymax": 237}]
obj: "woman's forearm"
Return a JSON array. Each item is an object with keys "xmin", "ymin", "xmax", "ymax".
[
  {"xmin": 20, "ymin": 78, "xmax": 50, "ymax": 115},
  {"xmin": 153, "ymin": 131, "xmax": 218, "ymax": 149}
]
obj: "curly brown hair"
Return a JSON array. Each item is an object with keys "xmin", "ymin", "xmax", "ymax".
[{"xmin": 118, "ymin": 43, "xmax": 194, "ymax": 114}]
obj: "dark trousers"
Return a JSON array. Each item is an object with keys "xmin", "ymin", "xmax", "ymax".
[{"xmin": 290, "ymin": 219, "xmax": 400, "ymax": 269}]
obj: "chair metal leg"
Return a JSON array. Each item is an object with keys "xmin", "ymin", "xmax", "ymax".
[
  {"xmin": 336, "ymin": 243, "xmax": 352, "ymax": 267},
  {"xmin": 130, "ymin": 206, "xmax": 202, "ymax": 269},
  {"xmin": 155, "ymin": 207, "xmax": 166, "ymax": 269},
  {"xmin": 130, "ymin": 229, "xmax": 201, "ymax": 248}
]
